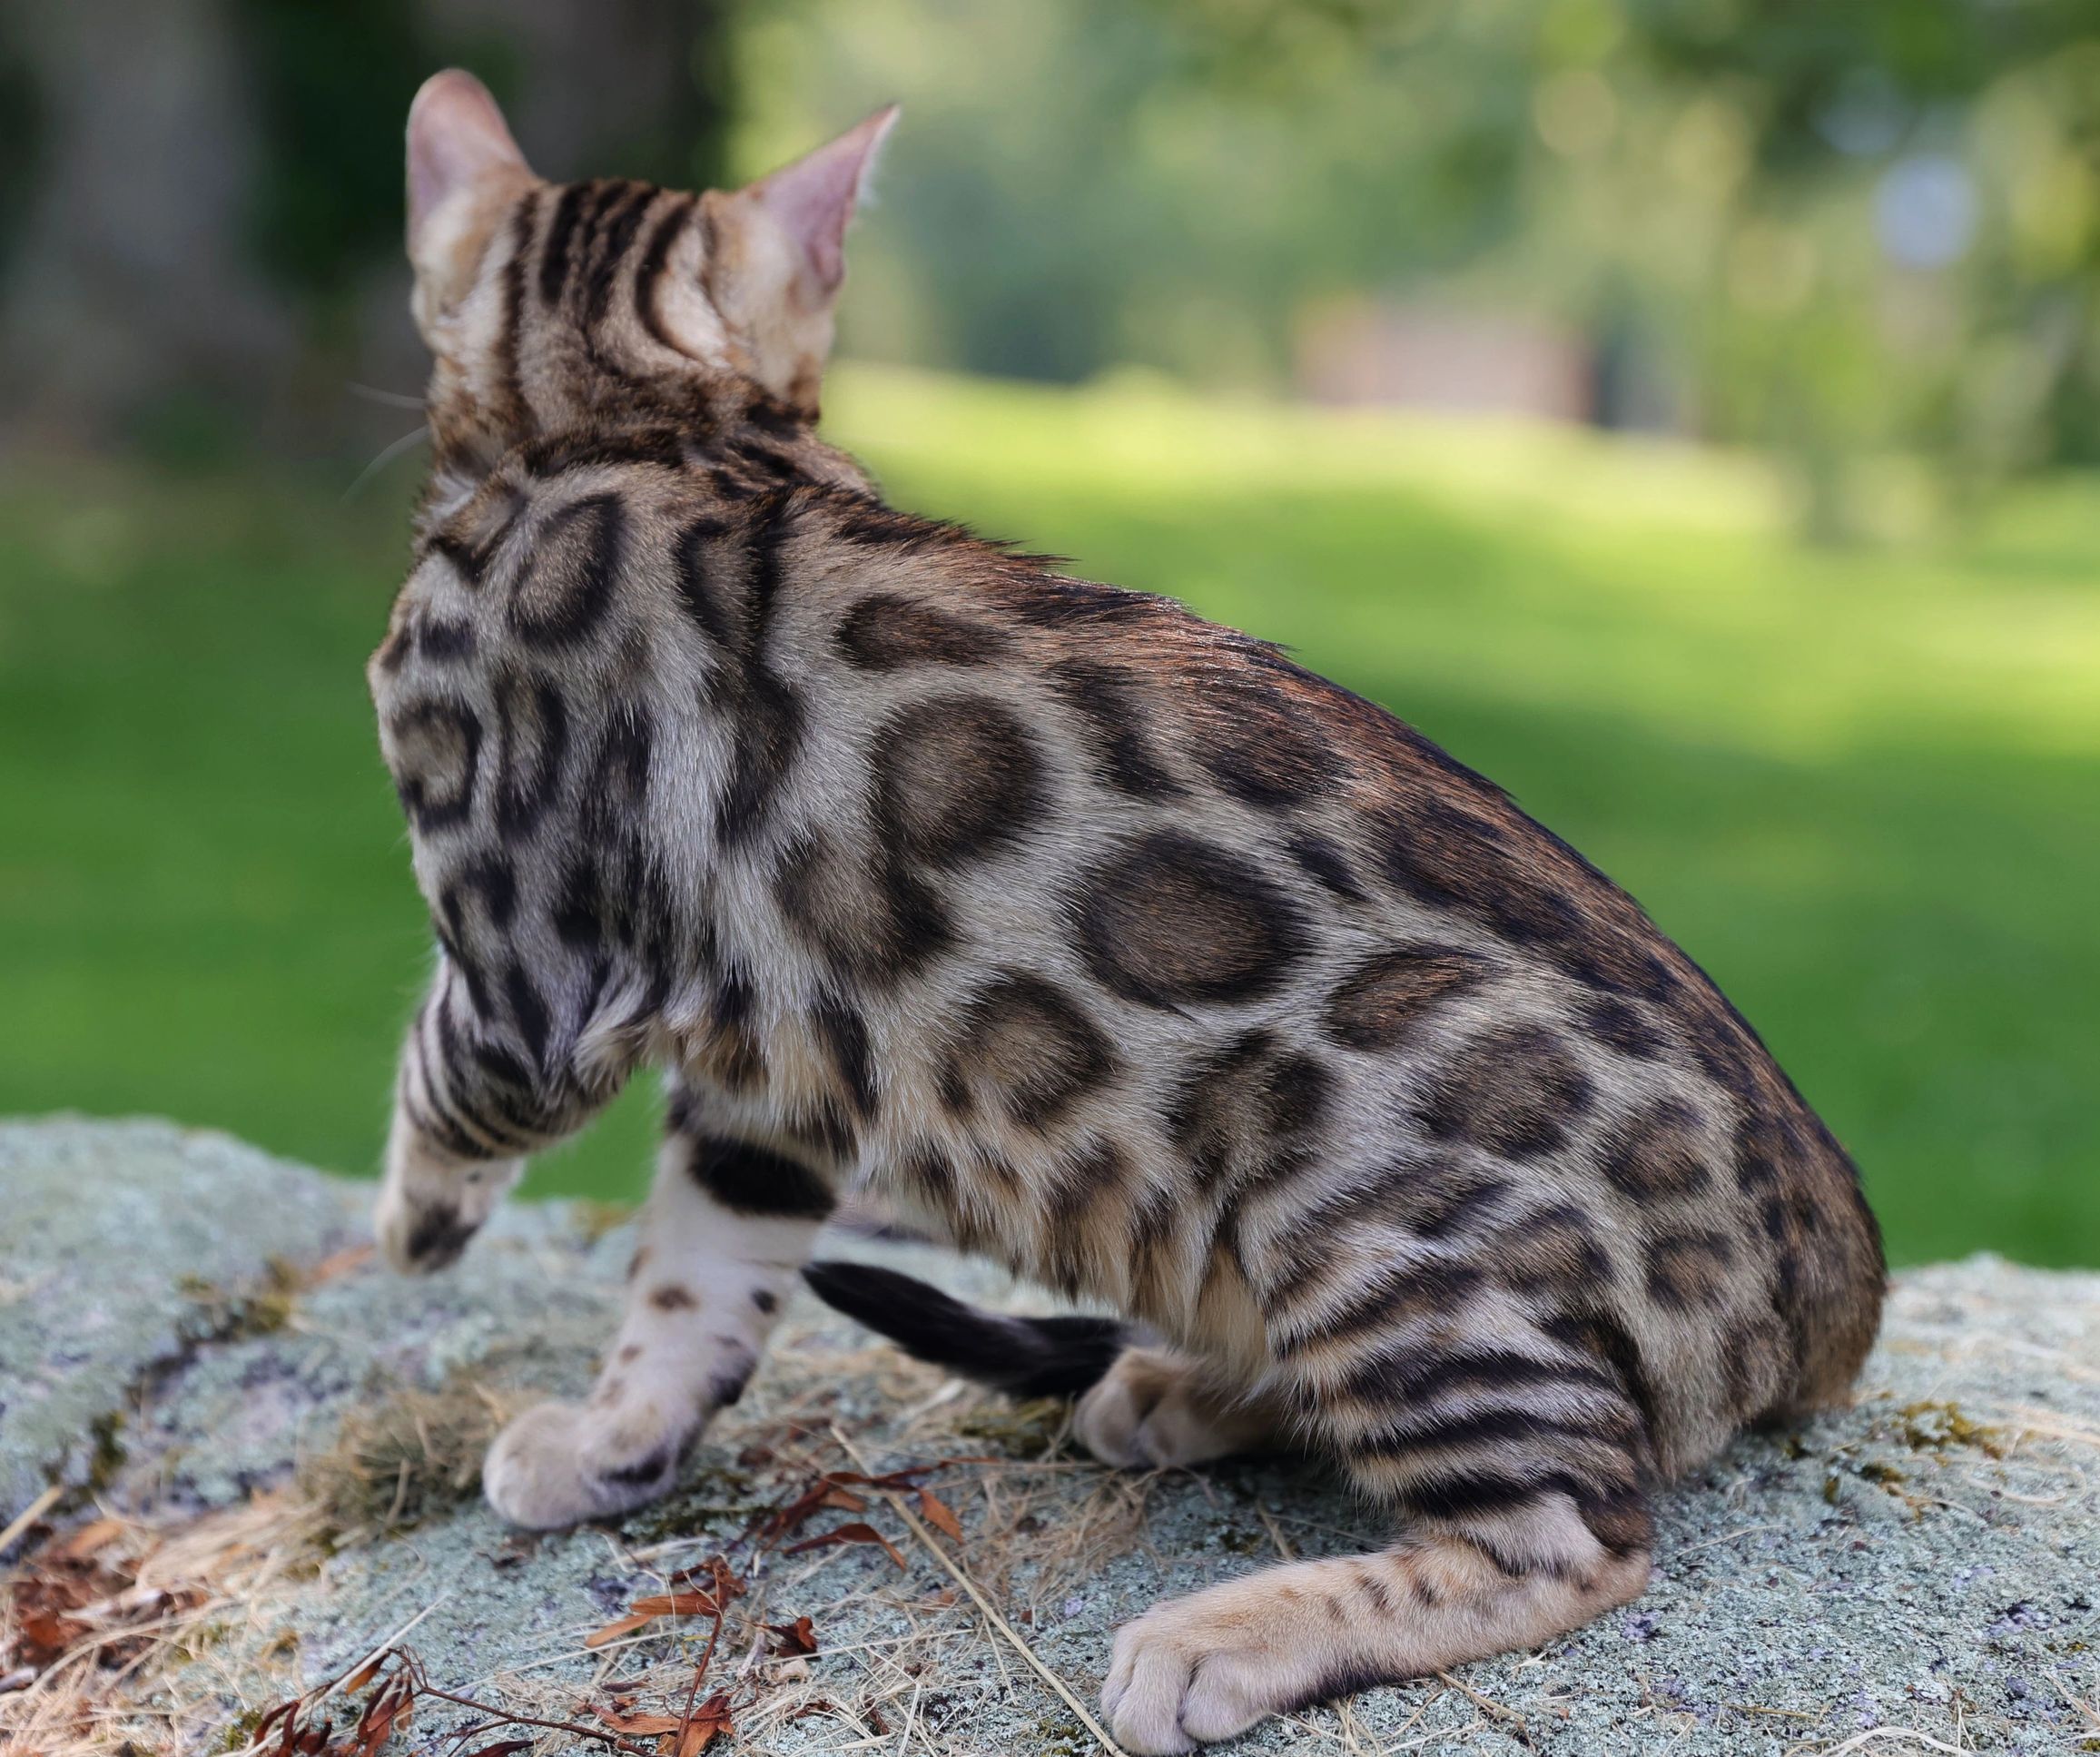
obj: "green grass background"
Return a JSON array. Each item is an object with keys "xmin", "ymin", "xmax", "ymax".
[{"xmin": 3, "ymin": 365, "xmax": 2095, "ymax": 1266}]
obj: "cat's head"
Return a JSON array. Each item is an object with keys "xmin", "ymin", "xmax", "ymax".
[{"xmin": 405, "ymin": 70, "xmax": 893, "ymax": 491}]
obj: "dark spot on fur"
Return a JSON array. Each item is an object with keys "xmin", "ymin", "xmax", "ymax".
[
  {"xmin": 405, "ymin": 1201, "xmax": 477, "ymax": 1268},
  {"xmin": 1599, "ymin": 1100, "xmax": 1712, "ymax": 1201},
  {"xmin": 387, "ymin": 700, "xmax": 482, "ymax": 833},
  {"xmin": 1168, "ymin": 1030, "xmax": 1333, "ymax": 1192},
  {"xmin": 708, "ymin": 1358, "xmax": 756, "ymax": 1407},
  {"xmin": 689, "ymin": 1136, "xmax": 834, "ymax": 1219},
  {"xmin": 417, "ymin": 617, "xmax": 476, "ymax": 665},
  {"xmin": 1285, "ymin": 833, "xmax": 1365, "ymax": 903},
  {"xmin": 1415, "ymin": 1023, "xmax": 1593, "ymax": 1159},
  {"xmin": 1580, "ymin": 993, "xmax": 1665, "ymax": 1059},
  {"xmin": 873, "ymin": 696, "xmax": 1045, "ymax": 868},
  {"xmin": 1045, "ymin": 658, "xmax": 1184, "ymax": 798},
  {"xmin": 813, "ymin": 992, "xmax": 878, "ymax": 1120},
  {"xmin": 650, "ymin": 1284, "xmax": 699, "ymax": 1311},
  {"xmin": 1324, "ymin": 944, "xmax": 1491, "ymax": 1051},
  {"xmin": 838, "ymin": 595, "xmax": 1008, "ymax": 668},
  {"xmin": 774, "ymin": 829, "xmax": 953, "ymax": 988},
  {"xmin": 785, "ymin": 1098, "xmax": 858, "ymax": 1165},
  {"xmin": 1645, "ymin": 1229, "xmax": 1736, "ymax": 1310},
  {"xmin": 600, "ymin": 1446, "xmax": 676, "ymax": 1488},
  {"xmin": 1187, "ymin": 675, "xmax": 1345, "ymax": 810},
  {"xmin": 489, "ymin": 671, "xmax": 568, "ymax": 841},
  {"xmin": 510, "ymin": 492, "xmax": 622, "ymax": 649},
  {"xmin": 939, "ymin": 972, "xmax": 1118, "ymax": 1130},
  {"xmin": 1077, "ymin": 831, "xmax": 1308, "ymax": 1008},
  {"xmin": 1279, "ymin": 1256, "xmax": 1484, "ymax": 1357},
  {"xmin": 1485, "ymin": 1202, "xmax": 1613, "ymax": 1297}
]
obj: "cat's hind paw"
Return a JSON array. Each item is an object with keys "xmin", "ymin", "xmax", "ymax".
[{"xmin": 1075, "ymin": 1347, "xmax": 1277, "ymax": 1469}]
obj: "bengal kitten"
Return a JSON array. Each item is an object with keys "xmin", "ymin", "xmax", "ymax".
[{"xmin": 370, "ymin": 70, "xmax": 1884, "ymax": 1753}]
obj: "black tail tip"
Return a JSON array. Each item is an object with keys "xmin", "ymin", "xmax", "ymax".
[{"xmin": 801, "ymin": 1259, "xmax": 1125, "ymax": 1400}]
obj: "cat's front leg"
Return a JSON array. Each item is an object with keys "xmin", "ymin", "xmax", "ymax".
[
  {"xmin": 372, "ymin": 1104, "xmax": 524, "ymax": 1273},
  {"xmin": 483, "ymin": 1100, "xmax": 834, "ymax": 1528},
  {"xmin": 375, "ymin": 953, "xmax": 636, "ymax": 1272}
]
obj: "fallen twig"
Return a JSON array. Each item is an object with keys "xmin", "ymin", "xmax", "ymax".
[{"xmin": 827, "ymin": 1424, "xmax": 1130, "ymax": 1757}]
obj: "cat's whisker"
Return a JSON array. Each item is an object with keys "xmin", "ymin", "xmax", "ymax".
[
  {"xmin": 347, "ymin": 382, "xmax": 429, "ymax": 410},
  {"xmin": 340, "ymin": 427, "xmax": 430, "ymax": 503}
]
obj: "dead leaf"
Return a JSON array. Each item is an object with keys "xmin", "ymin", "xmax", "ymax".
[
  {"xmin": 917, "ymin": 1488, "xmax": 963, "ymax": 1542},
  {"xmin": 340, "ymin": 1655, "xmax": 384, "ymax": 1694},
  {"xmin": 54, "ymin": 1516, "xmax": 126, "ymax": 1561},
  {"xmin": 626, "ymin": 1590, "xmax": 722, "ymax": 1619},
  {"xmin": 351, "ymin": 1677, "xmax": 411, "ymax": 1755},
  {"xmin": 784, "ymin": 1521, "xmax": 906, "ymax": 1570},
  {"xmin": 307, "ymin": 1243, "xmax": 376, "ymax": 1286},
  {"xmin": 584, "ymin": 1610, "xmax": 659, "ymax": 1649},
  {"xmin": 765, "ymin": 1615, "xmax": 819, "ymax": 1656},
  {"xmin": 15, "ymin": 1611, "xmax": 86, "ymax": 1665},
  {"xmin": 674, "ymin": 1693, "xmax": 734, "ymax": 1756},
  {"xmin": 591, "ymin": 1703, "xmax": 686, "ymax": 1736},
  {"xmin": 665, "ymin": 1555, "xmax": 744, "ymax": 1603}
]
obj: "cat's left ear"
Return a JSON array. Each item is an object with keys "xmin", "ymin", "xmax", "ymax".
[
  {"xmin": 708, "ymin": 106, "xmax": 899, "ymax": 416},
  {"xmin": 405, "ymin": 69, "xmax": 537, "ymax": 337}
]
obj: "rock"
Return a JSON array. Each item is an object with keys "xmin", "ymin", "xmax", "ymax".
[
  {"xmin": 0, "ymin": 1117, "xmax": 362, "ymax": 1521},
  {"xmin": 3, "ymin": 1117, "xmax": 2097, "ymax": 1754}
]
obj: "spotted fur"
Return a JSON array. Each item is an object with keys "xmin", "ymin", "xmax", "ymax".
[{"xmin": 370, "ymin": 72, "xmax": 1884, "ymax": 1755}]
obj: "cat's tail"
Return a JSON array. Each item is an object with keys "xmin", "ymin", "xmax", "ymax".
[{"xmin": 800, "ymin": 1260, "xmax": 1125, "ymax": 1398}]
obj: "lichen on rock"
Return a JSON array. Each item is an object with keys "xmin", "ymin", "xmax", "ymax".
[{"xmin": 3, "ymin": 1118, "xmax": 2098, "ymax": 1754}]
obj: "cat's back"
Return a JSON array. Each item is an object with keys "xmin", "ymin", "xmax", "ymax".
[{"xmin": 764, "ymin": 492, "xmax": 1884, "ymax": 1471}]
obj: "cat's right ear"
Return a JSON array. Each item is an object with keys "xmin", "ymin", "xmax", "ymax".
[{"xmin": 406, "ymin": 70, "xmax": 536, "ymax": 334}]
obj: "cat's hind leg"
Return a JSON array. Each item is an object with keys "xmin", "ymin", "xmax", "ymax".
[
  {"xmin": 1101, "ymin": 1311, "xmax": 1655, "ymax": 1752},
  {"xmin": 483, "ymin": 1110, "xmax": 833, "ymax": 1528},
  {"xmin": 1102, "ymin": 1511, "xmax": 1650, "ymax": 1753},
  {"xmin": 1075, "ymin": 1347, "xmax": 1287, "ymax": 1469}
]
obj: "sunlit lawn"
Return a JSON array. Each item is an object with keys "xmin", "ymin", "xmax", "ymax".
[{"xmin": 2, "ymin": 364, "xmax": 2095, "ymax": 1267}]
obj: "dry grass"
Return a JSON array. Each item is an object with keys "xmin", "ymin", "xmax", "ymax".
[
  {"xmin": 0, "ymin": 1493, "xmax": 327, "ymax": 1757},
  {"xmin": 296, "ymin": 1377, "xmax": 525, "ymax": 1548}
]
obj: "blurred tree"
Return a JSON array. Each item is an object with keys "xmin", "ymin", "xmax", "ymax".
[
  {"xmin": 749, "ymin": 0, "xmax": 2098, "ymax": 507},
  {"xmin": 0, "ymin": 0, "xmax": 294, "ymax": 446},
  {"xmin": 0, "ymin": 0, "xmax": 743, "ymax": 448}
]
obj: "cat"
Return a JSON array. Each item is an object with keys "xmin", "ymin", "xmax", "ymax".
[{"xmin": 370, "ymin": 69, "xmax": 1884, "ymax": 1754}]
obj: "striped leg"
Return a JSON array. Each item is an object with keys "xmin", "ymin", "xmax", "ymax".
[
  {"xmin": 1102, "ymin": 1517, "xmax": 1650, "ymax": 1753},
  {"xmin": 374, "ymin": 955, "xmax": 629, "ymax": 1272},
  {"xmin": 482, "ymin": 1101, "xmax": 834, "ymax": 1528},
  {"xmin": 1103, "ymin": 1286, "xmax": 1656, "ymax": 1751}
]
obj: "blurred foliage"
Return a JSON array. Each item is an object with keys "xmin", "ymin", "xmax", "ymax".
[
  {"xmin": 0, "ymin": 16, "xmax": 43, "ymax": 285},
  {"xmin": 235, "ymin": 0, "xmax": 432, "ymax": 307},
  {"xmin": 231, "ymin": 0, "xmax": 736, "ymax": 330},
  {"xmin": 3, "ymin": 1, "xmax": 2094, "ymax": 489},
  {"xmin": 742, "ymin": 0, "xmax": 2100, "ymax": 494}
]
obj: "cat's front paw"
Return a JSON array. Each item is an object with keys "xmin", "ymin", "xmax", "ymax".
[
  {"xmin": 373, "ymin": 1139, "xmax": 521, "ymax": 1274},
  {"xmin": 1102, "ymin": 1587, "xmax": 1295, "ymax": 1754},
  {"xmin": 482, "ymin": 1398, "xmax": 692, "ymax": 1529}
]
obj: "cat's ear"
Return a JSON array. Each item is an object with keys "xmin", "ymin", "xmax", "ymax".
[
  {"xmin": 406, "ymin": 69, "xmax": 536, "ymax": 330},
  {"xmin": 707, "ymin": 107, "xmax": 899, "ymax": 416}
]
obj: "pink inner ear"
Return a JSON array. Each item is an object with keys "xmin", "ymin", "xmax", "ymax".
[
  {"xmin": 408, "ymin": 69, "xmax": 529, "ymax": 245},
  {"xmin": 751, "ymin": 106, "xmax": 900, "ymax": 293}
]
